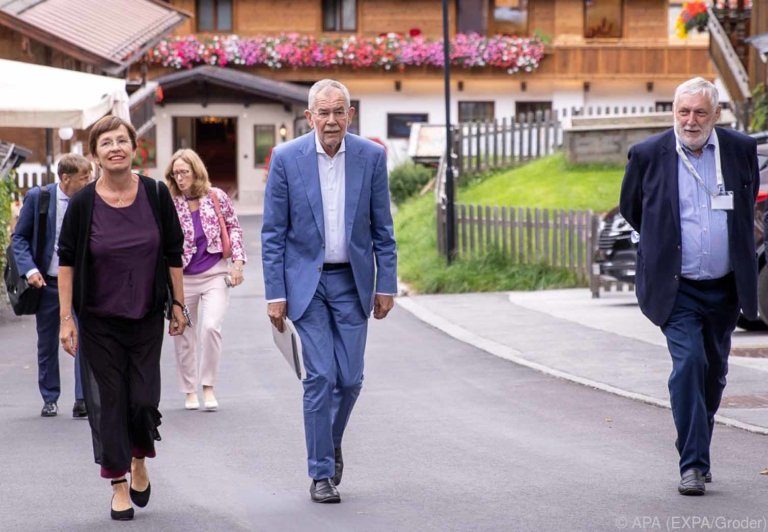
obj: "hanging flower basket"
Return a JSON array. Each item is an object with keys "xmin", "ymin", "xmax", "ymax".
[
  {"xmin": 676, "ymin": 1, "xmax": 709, "ymax": 39},
  {"xmin": 146, "ymin": 33, "xmax": 546, "ymax": 75}
]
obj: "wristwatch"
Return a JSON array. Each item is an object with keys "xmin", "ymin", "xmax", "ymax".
[{"xmin": 172, "ymin": 299, "xmax": 192, "ymax": 326}]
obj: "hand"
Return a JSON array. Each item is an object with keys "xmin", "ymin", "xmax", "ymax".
[
  {"xmin": 28, "ymin": 272, "xmax": 45, "ymax": 288},
  {"xmin": 268, "ymin": 301, "xmax": 287, "ymax": 332},
  {"xmin": 59, "ymin": 318, "xmax": 77, "ymax": 357},
  {"xmin": 169, "ymin": 305, "xmax": 187, "ymax": 336},
  {"xmin": 373, "ymin": 294, "xmax": 394, "ymax": 320},
  {"xmin": 228, "ymin": 262, "xmax": 244, "ymax": 287}
]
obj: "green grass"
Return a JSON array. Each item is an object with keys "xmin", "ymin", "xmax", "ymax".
[
  {"xmin": 458, "ymin": 152, "xmax": 624, "ymax": 212},
  {"xmin": 394, "ymin": 153, "xmax": 624, "ymax": 294}
]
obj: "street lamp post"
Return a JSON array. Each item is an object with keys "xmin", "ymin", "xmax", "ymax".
[{"xmin": 442, "ymin": 0, "xmax": 457, "ymax": 264}]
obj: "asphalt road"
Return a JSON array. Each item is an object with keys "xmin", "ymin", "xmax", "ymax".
[{"xmin": 1, "ymin": 215, "xmax": 767, "ymax": 531}]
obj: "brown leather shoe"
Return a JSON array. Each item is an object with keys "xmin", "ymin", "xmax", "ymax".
[
  {"xmin": 678, "ymin": 468, "xmax": 705, "ymax": 496},
  {"xmin": 310, "ymin": 479, "xmax": 340, "ymax": 503}
]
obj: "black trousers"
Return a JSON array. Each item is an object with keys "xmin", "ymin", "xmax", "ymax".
[{"xmin": 79, "ymin": 310, "xmax": 164, "ymax": 479}]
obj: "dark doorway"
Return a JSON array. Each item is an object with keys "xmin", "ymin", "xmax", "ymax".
[{"xmin": 173, "ymin": 116, "xmax": 238, "ymax": 198}]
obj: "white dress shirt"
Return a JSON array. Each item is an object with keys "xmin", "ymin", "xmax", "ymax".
[
  {"xmin": 316, "ymin": 133, "xmax": 348, "ymax": 263},
  {"xmin": 25, "ymin": 184, "xmax": 69, "ymax": 279}
]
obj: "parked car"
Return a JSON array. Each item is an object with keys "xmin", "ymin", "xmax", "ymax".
[{"xmin": 595, "ymin": 144, "xmax": 768, "ymax": 330}]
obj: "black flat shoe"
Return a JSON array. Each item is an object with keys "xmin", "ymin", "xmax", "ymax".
[
  {"xmin": 310, "ymin": 478, "xmax": 341, "ymax": 503},
  {"xmin": 332, "ymin": 447, "xmax": 343, "ymax": 486},
  {"xmin": 41, "ymin": 402, "xmax": 58, "ymax": 417},
  {"xmin": 130, "ymin": 481, "xmax": 151, "ymax": 508},
  {"xmin": 678, "ymin": 468, "xmax": 705, "ymax": 496},
  {"xmin": 110, "ymin": 479, "xmax": 134, "ymax": 520},
  {"xmin": 72, "ymin": 400, "xmax": 87, "ymax": 419}
]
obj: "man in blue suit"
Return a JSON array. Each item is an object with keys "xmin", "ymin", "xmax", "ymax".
[
  {"xmin": 620, "ymin": 77, "xmax": 759, "ymax": 496},
  {"xmin": 262, "ymin": 79, "xmax": 397, "ymax": 503},
  {"xmin": 12, "ymin": 154, "xmax": 92, "ymax": 417}
]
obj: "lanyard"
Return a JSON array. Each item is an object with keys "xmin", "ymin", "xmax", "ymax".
[{"xmin": 675, "ymin": 130, "xmax": 724, "ymax": 198}]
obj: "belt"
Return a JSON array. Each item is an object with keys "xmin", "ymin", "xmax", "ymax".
[
  {"xmin": 680, "ymin": 271, "xmax": 735, "ymax": 289},
  {"xmin": 322, "ymin": 262, "xmax": 351, "ymax": 271}
]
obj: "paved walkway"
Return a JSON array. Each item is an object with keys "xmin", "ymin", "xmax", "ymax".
[{"xmin": 398, "ymin": 289, "xmax": 768, "ymax": 434}]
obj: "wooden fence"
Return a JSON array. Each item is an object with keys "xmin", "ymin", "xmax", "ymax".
[
  {"xmin": 455, "ymin": 111, "xmax": 561, "ymax": 176},
  {"xmin": 436, "ymin": 202, "xmax": 599, "ymax": 282},
  {"xmin": 452, "ymin": 105, "xmax": 674, "ymax": 177}
]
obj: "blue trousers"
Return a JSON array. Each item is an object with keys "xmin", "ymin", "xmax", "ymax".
[
  {"xmin": 661, "ymin": 275, "xmax": 739, "ymax": 475},
  {"xmin": 294, "ymin": 268, "xmax": 368, "ymax": 480},
  {"xmin": 36, "ymin": 280, "xmax": 84, "ymax": 404}
]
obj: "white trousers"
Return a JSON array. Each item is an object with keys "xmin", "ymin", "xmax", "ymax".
[{"xmin": 173, "ymin": 259, "xmax": 230, "ymax": 393}]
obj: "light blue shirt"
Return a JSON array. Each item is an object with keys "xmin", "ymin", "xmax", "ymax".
[
  {"xmin": 47, "ymin": 184, "xmax": 70, "ymax": 277},
  {"xmin": 677, "ymin": 134, "xmax": 731, "ymax": 279}
]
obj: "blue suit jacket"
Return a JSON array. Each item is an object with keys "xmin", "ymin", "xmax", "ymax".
[
  {"xmin": 261, "ymin": 132, "xmax": 397, "ymax": 321},
  {"xmin": 619, "ymin": 127, "xmax": 759, "ymax": 326},
  {"xmin": 11, "ymin": 183, "xmax": 58, "ymax": 278}
]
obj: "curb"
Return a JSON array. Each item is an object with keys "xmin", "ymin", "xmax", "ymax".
[{"xmin": 396, "ymin": 296, "xmax": 768, "ymax": 437}]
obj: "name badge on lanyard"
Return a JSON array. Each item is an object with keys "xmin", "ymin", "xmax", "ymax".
[{"xmin": 675, "ymin": 130, "xmax": 733, "ymax": 211}]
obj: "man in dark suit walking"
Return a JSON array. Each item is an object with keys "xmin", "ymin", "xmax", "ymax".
[
  {"xmin": 620, "ymin": 77, "xmax": 759, "ymax": 495},
  {"xmin": 11, "ymin": 154, "xmax": 92, "ymax": 417}
]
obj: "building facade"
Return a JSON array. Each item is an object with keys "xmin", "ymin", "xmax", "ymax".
[{"xmin": 140, "ymin": 0, "xmax": 713, "ymax": 208}]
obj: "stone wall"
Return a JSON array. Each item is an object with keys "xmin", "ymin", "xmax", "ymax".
[{"xmin": 563, "ymin": 112, "xmax": 736, "ymax": 165}]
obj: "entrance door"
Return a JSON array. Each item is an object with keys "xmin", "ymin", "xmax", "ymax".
[{"xmin": 173, "ymin": 116, "xmax": 238, "ymax": 198}]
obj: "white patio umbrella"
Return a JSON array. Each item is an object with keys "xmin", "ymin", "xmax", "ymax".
[
  {"xmin": 0, "ymin": 59, "xmax": 131, "ymax": 181},
  {"xmin": 0, "ymin": 59, "xmax": 130, "ymax": 128}
]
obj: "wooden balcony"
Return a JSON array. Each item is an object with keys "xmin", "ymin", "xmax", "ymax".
[
  {"xmin": 145, "ymin": 41, "xmax": 714, "ymax": 83},
  {"xmin": 535, "ymin": 43, "xmax": 714, "ymax": 80}
]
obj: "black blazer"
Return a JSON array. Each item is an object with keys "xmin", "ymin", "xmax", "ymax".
[
  {"xmin": 58, "ymin": 175, "xmax": 184, "ymax": 316},
  {"xmin": 619, "ymin": 127, "xmax": 759, "ymax": 326}
]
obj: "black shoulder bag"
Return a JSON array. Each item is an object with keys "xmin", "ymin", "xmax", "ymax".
[{"xmin": 4, "ymin": 187, "xmax": 51, "ymax": 315}]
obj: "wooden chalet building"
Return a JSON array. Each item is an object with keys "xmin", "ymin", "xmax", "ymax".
[{"xmin": 141, "ymin": 0, "xmax": 714, "ymax": 208}]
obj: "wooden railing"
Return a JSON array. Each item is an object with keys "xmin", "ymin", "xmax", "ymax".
[
  {"xmin": 708, "ymin": 5, "xmax": 751, "ymax": 127},
  {"xmin": 455, "ymin": 112, "xmax": 561, "ymax": 176},
  {"xmin": 536, "ymin": 43, "xmax": 713, "ymax": 79},
  {"xmin": 436, "ymin": 202, "xmax": 599, "ymax": 283}
]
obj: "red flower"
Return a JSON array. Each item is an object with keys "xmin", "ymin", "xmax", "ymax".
[{"xmin": 409, "ymin": 28, "xmax": 422, "ymax": 37}]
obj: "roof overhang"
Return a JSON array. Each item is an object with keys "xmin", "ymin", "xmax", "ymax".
[
  {"xmin": 155, "ymin": 66, "xmax": 309, "ymax": 108},
  {"xmin": 0, "ymin": 0, "xmax": 190, "ymax": 75}
]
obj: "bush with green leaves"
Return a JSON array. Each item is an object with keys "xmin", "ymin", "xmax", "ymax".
[
  {"xmin": 389, "ymin": 162, "xmax": 434, "ymax": 205},
  {"xmin": 0, "ymin": 172, "xmax": 18, "ymax": 305}
]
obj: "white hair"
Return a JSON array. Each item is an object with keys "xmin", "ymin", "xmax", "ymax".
[
  {"xmin": 673, "ymin": 77, "xmax": 719, "ymax": 110},
  {"xmin": 308, "ymin": 79, "xmax": 351, "ymax": 110}
]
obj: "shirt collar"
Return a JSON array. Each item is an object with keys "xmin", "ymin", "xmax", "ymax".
[
  {"xmin": 56, "ymin": 184, "xmax": 70, "ymax": 201},
  {"xmin": 314, "ymin": 132, "xmax": 346, "ymax": 157}
]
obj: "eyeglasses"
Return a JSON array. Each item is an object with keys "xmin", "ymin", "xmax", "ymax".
[
  {"xmin": 313, "ymin": 109, "xmax": 348, "ymax": 119},
  {"xmin": 172, "ymin": 169, "xmax": 192, "ymax": 178},
  {"xmin": 98, "ymin": 138, "xmax": 132, "ymax": 150}
]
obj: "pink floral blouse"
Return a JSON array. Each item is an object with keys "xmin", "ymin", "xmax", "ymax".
[{"xmin": 172, "ymin": 187, "xmax": 247, "ymax": 269}]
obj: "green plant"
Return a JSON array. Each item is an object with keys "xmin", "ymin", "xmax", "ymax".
[
  {"xmin": 0, "ymin": 170, "xmax": 18, "ymax": 273},
  {"xmin": 751, "ymin": 83, "xmax": 768, "ymax": 133},
  {"xmin": 389, "ymin": 162, "xmax": 434, "ymax": 205},
  {"xmin": 532, "ymin": 29, "xmax": 552, "ymax": 45}
]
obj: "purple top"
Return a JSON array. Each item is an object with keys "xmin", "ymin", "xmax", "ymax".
[
  {"xmin": 184, "ymin": 209, "xmax": 222, "ymax": 275},
  {"xmin": 86, "ymin": 184, "xmax": 160, "ymax": 319}
]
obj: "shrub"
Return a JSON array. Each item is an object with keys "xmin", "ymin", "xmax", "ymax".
[
  {"xmin": 0, "ymin": 172, "xmax": 17, "ymax": 307},
  {"xmin": 389, "ymin": 162, "xmax": 434, "ymax": 205}
]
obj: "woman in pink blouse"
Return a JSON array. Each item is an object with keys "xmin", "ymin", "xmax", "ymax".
[{"xmin": 165, "ymin": 149, "xmax": 246, "ymax": 411}]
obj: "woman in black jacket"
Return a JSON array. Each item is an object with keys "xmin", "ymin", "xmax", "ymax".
[{"xmin": 58, "ymin": 115, "xmax": 187, "ymax": 521}]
